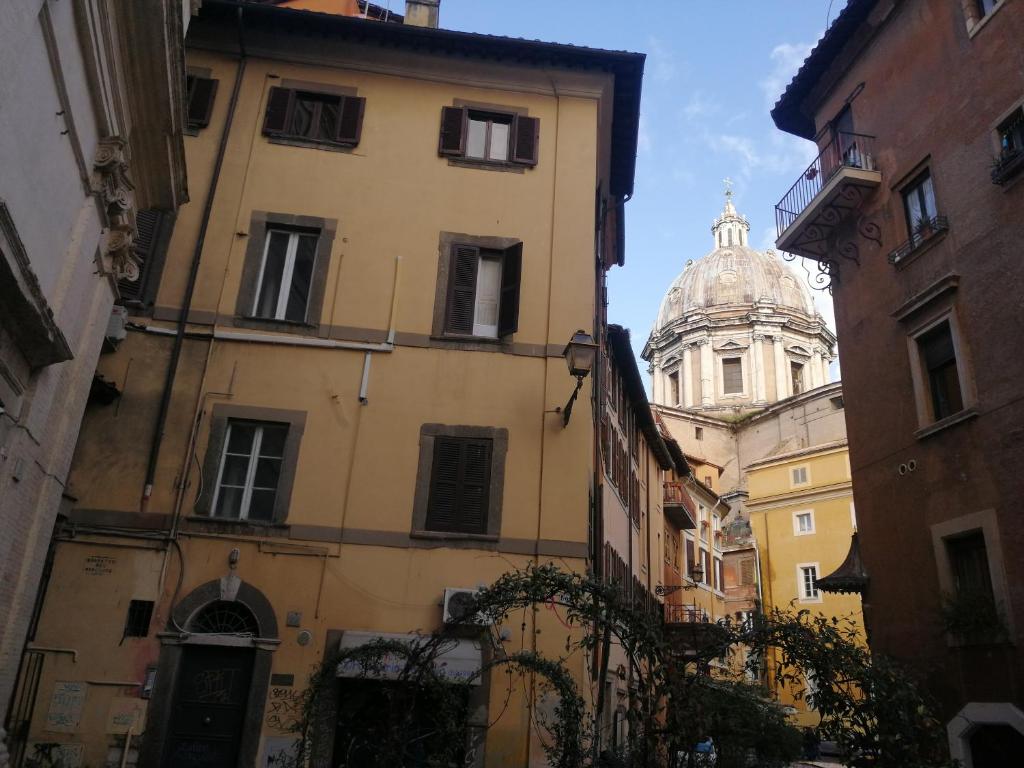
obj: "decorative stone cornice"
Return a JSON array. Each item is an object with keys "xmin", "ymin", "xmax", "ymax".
[{"xmin": 92, "ymin": 137, "xmax": 139, "ymax": 282}]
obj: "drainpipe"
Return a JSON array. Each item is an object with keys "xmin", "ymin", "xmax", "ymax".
[{"xmin": 141, "ymin": 6, "xmax": 248, "ymax": 511}]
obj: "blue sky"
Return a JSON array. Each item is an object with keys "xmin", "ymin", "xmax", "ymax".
[{"xmin": 435, "ymin": 0, "xmax": 845, "ymax": 372}]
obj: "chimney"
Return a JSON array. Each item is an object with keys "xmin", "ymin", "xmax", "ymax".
[{"xmin": 404, "ymin": 0, "xmax": 440, "ymax": 28}]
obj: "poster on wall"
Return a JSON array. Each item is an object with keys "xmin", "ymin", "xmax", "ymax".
[
  {"xmin": 44, "ymin": 681, "xmax": 87, "ymax": 733},
  {"xmin": 24, "ymin": 742, "xmax": 84, "ymax": 767},
  {"xmin": 262, "ymin": 736, "xmax": 298, "ymax": 766},
  {"xmin": 105, "ymin": 697, "xmax": 148, "ymax": 734}
]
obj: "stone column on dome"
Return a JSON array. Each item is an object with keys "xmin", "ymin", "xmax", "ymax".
[
  {"xmin": 652, "ymin": 357, "xmax": 663, "ymax": 403},
  {"xmin": 682, "ymin": 344, "xmax": 695, "ymax": 407},
  {"xmin": 811, "ymin": 348, "xmax": 824, "ymax": 389},
  {"xmin": 773, "ymin": 335, "xmax": 788, "ymax": 400},
  {"xmin": 699, "ymin": 339, "xmax": 713, "ymax": 407},
  {"xmin": 752, "ymin": 333, "xmax": 767, "ymax": 404},
  {"xmin": 821, "ymin": 355, "xmax": 831, "ymax": 384}
]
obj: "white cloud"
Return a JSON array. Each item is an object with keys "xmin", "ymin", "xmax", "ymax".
[
  {"xmin": 646, "ymin": 36, "xmax": 678, "ymax": 82},
  {"xmin": 682, "ymin": 91, "xmax": 717, "ymax": 121},
  {"xmin": 760, "ymin": 41, "xmax": 814, "ymax": 109},
  {"xmin": 637, "ymin": 114, "xmax": 652, "ymax": 153}
]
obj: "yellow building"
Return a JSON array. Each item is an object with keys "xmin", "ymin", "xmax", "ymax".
[
  {"xmin": 6, "ymin": 3, "xmax": 644, "ymax": 766},
  {"xmin": 747, "ymin": 443, "xmax": 862, "ymax": 725}
]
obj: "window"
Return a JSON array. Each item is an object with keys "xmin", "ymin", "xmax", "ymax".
[
  {"xmin": 252, "ymin": 229, "xmax": 320, "ymax": 322},
  {"xmin": 442, "ymin": 243, "xmax": 522, "ymax": 338},
  {"xmin": 791, "ymin": 466, "xmax": 809, "ymax": 486},
  {"xmin": 123, "ymin": 600, "xmax": 155, "ymax": 638},
  {"xmin": 791, "ymin": 361, "xmax": 804, "ymax": 395},
  {"xmin": 946, "ymin": 531, "xmax": 994, "ymax": 600},
  {"xmin": 976, "ymin": 0, "xmax": 999, "ymax": 17},
  {"xmin": 668, "ymin": 373, "xmax": 679, "ymax": 406},
  {"xmin": 197, "ymin": 405, "xmax": 305, "ymax": 523},
  {"xmin": 263, "ymin": 87, "xmax": 365, "ymax": 147},
  {"xmin": 902, "ymin": 170, "xmax": 938, "ymax": 244},
  {"xmin": 700, "ymin": 549, "xmax": 710, "ymax": 585},
  {"xmin": 722, "ymin": 357, "xmax": 743, "ymax": 394},
  {"xmin": 740, "ymin": 558, "xmax": 756, "ymax": 586},
  {"xmin": 917, "ymin": 321, "xmax": 964, "ymax": 421},
  {"xmin": 799, "ymin": 564, "xmax": 820, "ymax": 601},
  {"xmin": 118, "ymin": 209, "xmax": 174, "ymax": 308},
  {"xmin": 698, "ymin": 504, "xmax": 708, "ymax": 542},
  {"xmin": 713, "ymin": 557, "xmax": 723, "ymax": 591},
  {"xmin": 794, "ymin": 511, "xmax": 815, "ymax": 536},
  {"xmin": 685, "ymin": 538, "xmax": 695, "ymax": 579},
  {"xmin": 412, "ymin": 424, "xmax": 507, "ymax": 539},
  {"xmin": 211, "ymin": 420, "xmax": 289, "ymax": 521},
  {"xmin": 438, "ymin": 106, "xmax": 539, "ymax": 167},
  {"xmin": 235, "ymin": 212, "xmax": 336, "ymax": 334},
  {"xmin": 186, "ymin": 74, "xmax": 218, "ymax": 131},
  {"xmin": 704, "ymin": 475, "xmax": 712, "ymax": 488},
  {"xmin": 992, "ymin": 106, "xmax": 1024, "ymax": 185},
  {"xmin": 425, "ymin": 437, "xmax": 492, "ymax": 534},
  {"xmin": 695, "ymin": 426, "xmax": 703, "ymax": 441}
]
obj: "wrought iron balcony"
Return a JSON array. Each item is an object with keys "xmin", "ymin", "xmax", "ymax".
[
  {"xmin": 663, "ymin": 481, "xmax": 696, "ymax": 530},
  {"xmin": 775, "ymin": 132, "xmax": 882, "ymax": 260},
  {"xmin": 887, "ymin": 215, "xmax": 949, "ymax": 265},
  {"xmin": 665, "ymin": 603, "xmax": 708, "ymax": 624},
  {"xmin": 992, "ymin": 148, "xmax": 1024, "ymax": 185}
]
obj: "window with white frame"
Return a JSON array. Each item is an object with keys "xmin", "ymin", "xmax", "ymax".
[
  {"xmin": 791, "ymin": 465, "xmax": 809, "ymax": 487},
  {"xmin": 212, "ymin": 420, "xmax": 288, "ymax": 521},
  {"xmin": 253, "ymin": 229, "xmax": 319, "ymax": 322},
  {"xmin": 698, "ymin": 504, "xmax": 708, "ymax": 542},
  {"xmin": 798, "ymin": 564, "xmax": 820, "ymax": 601},
  {"xmin": 794, "ymin": 510, "xmax": 815, "ymax": 536}
]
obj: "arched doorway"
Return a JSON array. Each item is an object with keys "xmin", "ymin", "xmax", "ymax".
[
  {"xmin": 164, "ymin": 601, "xmax": 261, "ymax": 767},
  {"xmin": 139, "ymin": 580, "xmax": 279, "ymax": 768}
]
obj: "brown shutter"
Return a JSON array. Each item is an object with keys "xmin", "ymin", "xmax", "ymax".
[
  {"xmin": 187, "ymin": 76, "xmax": 218, "ymax": 129},
  {"xmin": 685, "ymin": 539, "xmax": 695, "ymax": 576},
  {"xmin": 459, "ymin": 439, "xmax": 491, "ymax": 534},
  {"xmin": 445, "ymin": 245, "xmax": 479, "ymax": 335},
  {"xmin": 263, "ymin": 87, "xmax": 293, "ymax": 136},
  {"xmin": 512, "ymin": 115, "xmax": 540, "ymax": 166},
  {"xmin": 740, "ymin": 558, "xmax": 755, "ymax": 586},
  {"xmin": 118, "ymin": 209, "xmax": 163, "ymax": 304},
  {"xmin": 425, "ymin": 437, "xmax": 491, "ymax": 534},
  {"xmin": 438, "ymin": 106, "xmax": 467, "ymax": 156},
  {"xmin": 426, "ymin": 439, "xmax": 461, "ymax": 531},
  {"xmin": 335, "ymin": 96, "xmax": 365, "ymax": 146},
  {"xmin": 497, "ymin": 243, "xmax": 522, "ymax": 337}
]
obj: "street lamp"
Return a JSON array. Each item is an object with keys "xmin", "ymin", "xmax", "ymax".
[
  {"xmin": 560, "ymin": 330, "xmax": 597, "ymax": 427},
  {"xmin": 654, "ymin": 563, "xmax": 705, "ymax": 596}
]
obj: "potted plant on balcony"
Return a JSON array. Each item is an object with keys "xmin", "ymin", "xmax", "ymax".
[{"xmin": 913, "ymin": 216, "xmax": 935, "ymax": 245}]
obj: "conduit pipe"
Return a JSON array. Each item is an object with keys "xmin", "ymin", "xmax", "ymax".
[
  {"xmin": 138, "ymin": 324, "xmax": 394, "ymax": 353},
  {"xmin": 140, "ymin": 5, "xmax": 249, "ymax": 510}
]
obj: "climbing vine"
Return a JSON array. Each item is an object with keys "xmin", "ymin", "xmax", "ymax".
[{"xmin": 282, "ymin": 564, "xmax": 954, "ymax": 768}]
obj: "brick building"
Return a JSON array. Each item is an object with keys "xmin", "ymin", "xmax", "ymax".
[{"xmin": 771, "ymin": 0, "xmax": 1024, "ymax": 763}]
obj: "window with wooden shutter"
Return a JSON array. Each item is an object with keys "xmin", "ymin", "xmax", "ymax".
[
  {"xmin": 444, "ymin": 242, "xmax": 523, "ymax": 339},
  {"xmin": 119, "ymin": 209, "xmax": 172, "ymax": 308},
  {"xmin": 186, "ymin": 75, "xmax": 218, "ymax": 130},
  {"xmin": 740, "ymin": 558, "xmax": 755, "ymax": 586},
  {"xmin": 439, "ymin": 105, "xmax": 539, "ymax": 167},
  {"xmin": 722, "ymin": 357, "xmax": 743, "ymax": 394},
  {"xmin": 512, "ymin": 115, "xmax": 540, "ymax": 165},
  {"xmin": 425, "ymin": 437, "xmax": 492, "ymax": 534},
  {"xmin": 262, "ymin": 86, "xmax": 365, "ymax": 147},
  {"xmin": 685, "ymin": 539, "xmax": 695, "ymax": 577}
]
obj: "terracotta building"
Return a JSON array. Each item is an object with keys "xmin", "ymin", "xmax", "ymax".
[
  {"xmin": 5, "ymin": 1, "xmax": 644, "ymax": 766},
  {"xmin": 771, "ymin": 0, "xmax": 1024, "ymax": 763},
  {"xmin": 0, "ymin": 2, "xmax": 190, "ymax": 761}
]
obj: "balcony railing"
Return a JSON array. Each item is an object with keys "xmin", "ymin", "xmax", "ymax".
[
  {"xmin": 665, "ymin": 603, "xmax": 709, "ymax": 624},
  {"xmin": 663, "ymin": 481, "xmax": 690, "ymax": 505},
  {"xmin": 887, "ymin": 215, "xmax": 949, "ymax": 265},
  {"xmin": 776, "ymin": 131, "xmax": 878, "ymax": 237}
]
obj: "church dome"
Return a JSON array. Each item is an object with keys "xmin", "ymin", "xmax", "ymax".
[{"xmin": 656, "ymin": 194, "xmax": 815, "ymax": 330}]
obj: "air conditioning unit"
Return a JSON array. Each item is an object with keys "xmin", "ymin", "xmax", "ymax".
[{"xmin": 442, "ymin": 588, "xmax": 487, "ymax": 625}]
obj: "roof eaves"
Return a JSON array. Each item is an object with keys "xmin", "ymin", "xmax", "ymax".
[
  {"xmin": 607, "ymin": 325, "xmax": 674, "ymax": 471},
  {"xmin": 770, "ymin": 0, "xmax": 878, "ymax": 139}
]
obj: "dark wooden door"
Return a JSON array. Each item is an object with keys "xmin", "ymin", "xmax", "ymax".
[{"xmin": 164, "ymin": 645, "xmax": 255, "ymax": 767}]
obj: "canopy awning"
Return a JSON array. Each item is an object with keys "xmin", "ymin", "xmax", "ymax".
[
  {"xmin": 336, "ymin": 631, "xmax": 483, "ymax": 685},
  {"xmin": 816, "ymin": 533, "xmax": 870, "ymax": 595}
]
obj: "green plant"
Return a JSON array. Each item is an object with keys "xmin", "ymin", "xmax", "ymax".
[{"xmin": 939, "ymin": 587, "xmax": 1007, "ymax": 643}]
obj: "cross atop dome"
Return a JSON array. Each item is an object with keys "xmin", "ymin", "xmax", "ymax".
[{"xmin": 711, "ymin": 179, "xmax": 749, "ymax": 248}]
